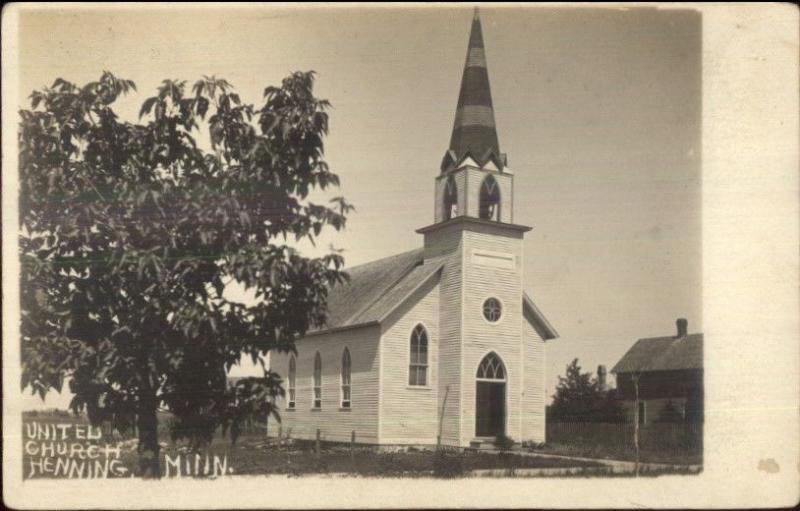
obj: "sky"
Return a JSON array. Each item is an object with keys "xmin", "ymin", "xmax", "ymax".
[{"xmin": 17, "ymin": 4, "xmax": 701, "ymax": 410}]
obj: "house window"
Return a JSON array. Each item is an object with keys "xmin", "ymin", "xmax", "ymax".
[
  {"xmin": 479, "ymin": 175, "xmax": 500, "ymax": 221},
  {"xmin": 341, "ymin": 348, "xmax": 351, "ymax": 408},
  {"xmin": 408, "ymin": 324, "xmax": 429, "ymax": 386},
  {"xmin": 287, "ymin": 356, "xmax": 296, "ymax": 409},
  {"xmin": 443, "ymin": 175, "xmax": 458, "ymax": 220},
  {"xmin": 482, "ymin": 297, "xmax": 502, "ymax": 322},
  {"xmin": 638, "ymin": 401, "xmax": 646, "ymax": 425},
  {"xmin": 313, "ymin": 352, "xmax": 322, "ymax": 409}
]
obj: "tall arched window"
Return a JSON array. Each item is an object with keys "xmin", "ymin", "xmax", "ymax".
[
  {"xmin": 288, "ymin": 356, "xmax": 296, "ymax": 409},
  {"xmin": 443, "ymin": 175, "xmax": 458, "ymax": 220},
  {"xmin": 312, "ymin": 352, "xmax": 322, "ymax": 409},
  {"xmin": 340, "ymin": 348, "xmax": 351, "ymax": 408},
  {"xmin": 409, "ymin": 324, "xmax": 429, "ymax": 386},
  {"xmin": 479, "ymin": 175, "xmax": 500, "ymax": 221}
]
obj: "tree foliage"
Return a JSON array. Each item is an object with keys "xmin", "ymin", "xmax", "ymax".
[
  {"xmin": 548, "ymin": 358, "xmax": 624, "ymax": 423},
  {"xmin": 19, "ymin": 70, "xmax": 352, "ymax": 476}
]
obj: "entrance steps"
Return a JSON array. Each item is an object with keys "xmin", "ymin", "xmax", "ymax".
[{"xmin": 469, "ymin": 437, "xmax": 499, "ymax": 450}]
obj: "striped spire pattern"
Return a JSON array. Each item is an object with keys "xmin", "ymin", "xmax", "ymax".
[{"xmin": 443, "ymin": 8, "xmax": 503, "ymax": 172}]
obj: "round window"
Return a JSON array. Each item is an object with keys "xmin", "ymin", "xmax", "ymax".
[{"xmin": 482, "ymin": 298, "xmax": 502, "ymax": 322}]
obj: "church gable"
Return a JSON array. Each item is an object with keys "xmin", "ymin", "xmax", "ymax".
[{"xmin": 378, "ymin": 267, "xmax": 441, "ymax": 444}]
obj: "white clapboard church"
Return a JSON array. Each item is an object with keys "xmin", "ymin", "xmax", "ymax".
[{"xmin": 269, "ymin": 10, "xmax": 558, "ymax": 448}]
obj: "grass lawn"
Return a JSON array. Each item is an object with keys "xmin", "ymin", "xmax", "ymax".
[
  {"xmin": 150, "ymin": 438, "xmax": 605, "ymax": 477},
  {"xmin": 22, "ymin": 410, "xmax": 602, "ymax": 478},
  {"xmin": 530, "ymin": 441, "xmax": 702, "ymax": 466}
]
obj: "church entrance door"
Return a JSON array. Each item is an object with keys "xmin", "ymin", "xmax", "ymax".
[{"xmin": 475, "ymin": 352, "xmax": 507, "ymax": 438}]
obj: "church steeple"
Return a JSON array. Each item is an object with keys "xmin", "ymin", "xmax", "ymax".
[
  {"xmin": 426, "ymin": 8, "xmax": 520, "ymax": 228},
  {"xmin": 442, "ymin": 7, "xmax": 506, "ymax": 173}
]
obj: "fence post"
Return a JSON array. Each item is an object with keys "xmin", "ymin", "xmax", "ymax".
[
  {"xmin": 278, "ymin": 424, "xmax": 283, "ymax": 449},
  {"xmin": 633, "ymin": 375, "xmax": 640, "ymax": 477},
  {"xmin": 350, "ymin": 430, "xmax": 356, "ymax": 458},
  {"xmin": 315, "ymin": 429, "xmax": 321, "ymax": 458}
]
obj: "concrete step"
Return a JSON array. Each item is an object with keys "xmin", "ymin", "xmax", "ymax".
[{"xmin": 469, "ymin": 438, "xmax": 498, "ymax": 450}]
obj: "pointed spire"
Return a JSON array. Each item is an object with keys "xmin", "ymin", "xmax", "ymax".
[{"xmin": 443, "ymin": 7, "xmax": 504, "ymax": 172}]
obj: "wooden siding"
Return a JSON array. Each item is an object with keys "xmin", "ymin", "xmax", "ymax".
[
  {"xmin": 460, "ymin": 226, "xmax": 524, "ymax": 445},
  {"xmin": 379, "ymin": 276, "xmax": 440, "ymax": 443},
  {"xmin": 616, "ymin": 370, "xmax": 703, "ymax": 401},
  {"xmin": 269, "ymin": 325, "xmax": 381, "ymax": 443},
  {"xmin": 522, "ymin": 312, "xmax": 546, "ymax": 442},
  {"xmin": 423, "ymin": 227, "xmax": 465, "ymax": 445},
  {"xmin": 619, "ymin": 398, "xmax": 689, "ymax": 425},
  {"xmin": 464, "ymin": 168, "xmax": 513, "ymax": 223}
]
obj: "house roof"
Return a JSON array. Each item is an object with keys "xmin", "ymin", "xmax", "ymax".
[
  {"xmin": 611, "ymin": 333, "xmax": 703, "ymax": 374},
  {"xmin": 309, "ymin": 247, "xmax": 558, "ymax": 340}
]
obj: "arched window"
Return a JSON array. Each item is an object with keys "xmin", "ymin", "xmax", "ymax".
[
  {"xmin": 443, "ymin": 175, "xmax": 458, "ymax": 220},
  {"xmin": 312, "ymin": 352, "xmax": 322, "ymax": 409},
  {"xmin": 476, "ymin": 352, "xmax": 506, "ymax": 380},
  {"xmin": 409, "ymin": 324, "xmax": 429, "ymax": 386},
  {"xmin": 479, "ymin": 175, "xmax": 501, "ymax": 221},
  {"xmin": 288, "ymin": 356, "xmax": 296, "ymax": 409},
  {"xmin": 341, "ymin": 348, "xmax": 351, "ymax": 408}
]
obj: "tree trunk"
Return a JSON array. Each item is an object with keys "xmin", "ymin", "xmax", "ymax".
[{"xmin": 137, "ymin": 389, "xmax": 161, "ymax": 478}]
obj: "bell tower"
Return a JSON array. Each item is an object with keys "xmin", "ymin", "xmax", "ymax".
[
  {"xmin": 434, "ymin": 7, "xmax": 514, "ymax": 225},
  {"xmin": 419, "ymin": 8, "xmax": 535, "ymax": 447}
]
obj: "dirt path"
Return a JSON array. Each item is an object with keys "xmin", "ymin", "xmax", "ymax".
[{"xmin": 486, "ymin": 449, "xmax": 702, "ymax": 474}]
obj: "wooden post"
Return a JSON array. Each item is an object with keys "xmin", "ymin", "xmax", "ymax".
[
  {"xmin": 437, "ymin": 386, "xmax": 449, "ymax": 451},
  {"xmin": 633, "ymin": 374, "xmax": 640, "ymax": 477},
  {"xmin": 350, "ymin": 430, "xmax": 356, "ymax": 458},
  {"xmin": 278, "ymin": 424, "xmax": 283, "ymax": 449},
  {"xmin": 315, "ymin": 429, "xmax": 321, "ymax": 458}
]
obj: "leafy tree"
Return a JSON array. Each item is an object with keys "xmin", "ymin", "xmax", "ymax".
[
  {"xmin": 19, "ymin": 71, "xmax": 352, "ymax": 477},
  {"xmin": 548, "ymin": 358, "xmax": 624, "ymax": 423}
]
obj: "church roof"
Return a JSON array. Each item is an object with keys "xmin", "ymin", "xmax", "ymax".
[
  {"xmin": 443, "ymin": 8, "xmax": 504, "ymax": 172},
  {"xmin": 309, "ymin": 247, "xmax": 558, "ymax": 341},
  {"xmin": 611, "ymin": 333, "xmax": 703, "ymax": 374},
  {"xmin": 310, "ymin": 248, "xmax": 441, "ymax": 334}
]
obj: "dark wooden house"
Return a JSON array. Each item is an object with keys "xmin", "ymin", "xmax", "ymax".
[{"xmin": 611, "ymin": 318, "xmax": 703, "ymax": 425}]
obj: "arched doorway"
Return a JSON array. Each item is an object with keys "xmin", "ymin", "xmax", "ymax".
[{"xmin": 475, "ymin": 352, "xmax": 506, "ymax": 437}]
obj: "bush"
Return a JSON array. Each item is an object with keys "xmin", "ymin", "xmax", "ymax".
[
  {"xmin": 433, "ymin": 448, "xmax": 464, "ymax": 478},
  {"xmin": 495, "ymin": 434, "xmax": 515, "ymax": 451},
  {"xmin": 521, "ymin": 440, "xmax": 546, "ymax": 451}
]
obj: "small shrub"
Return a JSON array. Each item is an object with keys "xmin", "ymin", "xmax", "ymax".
[
  {"xmin": 433, "ymin": 448, "xmax": 464, "ymax": 478},
  {"xmin": 495, "ymin": 434, "xmax": 515, "ymax": 451},
  {"xmin": 521, "ymin": 440, "xmax": 546, "ymax": 450}
]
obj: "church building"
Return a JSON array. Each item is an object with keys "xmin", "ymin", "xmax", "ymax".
[{"xmin": 269, "ymin": 10, "xmax": 558, "ymax": 448}]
